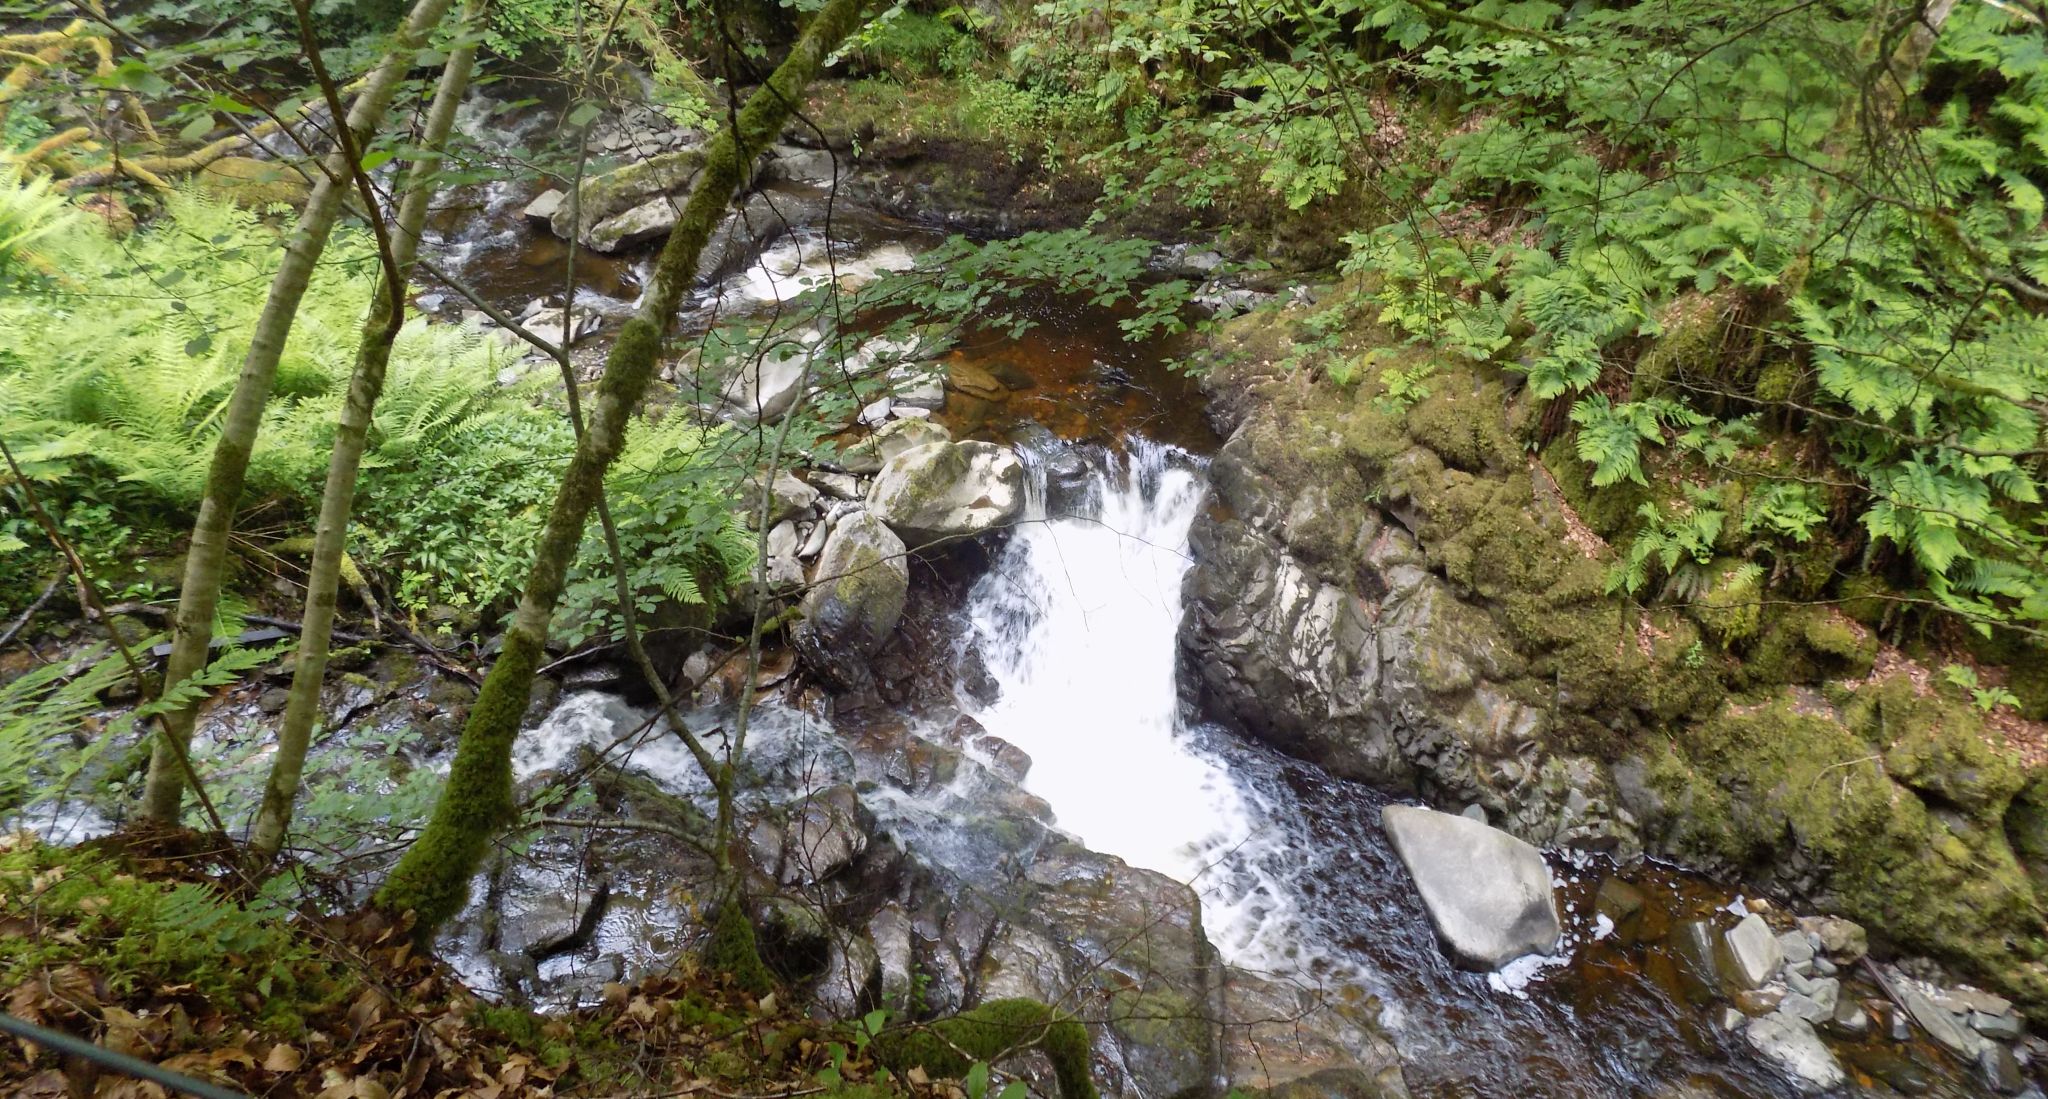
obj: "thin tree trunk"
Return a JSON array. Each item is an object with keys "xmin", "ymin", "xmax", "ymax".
[
  {"xmin": 139, "ymin": 0, "xmax": 460, "ymax": 823},
  {"xmin": 248, "ymin": 2, "xmax": 485, "ymax": 863},
  {"xmin": 1886, "ymin": 0, "xmax": 1960, "ymax": 101},
  {"xmin": 375, "ymin": 0, "xmax": 872, "ymax": 936}
]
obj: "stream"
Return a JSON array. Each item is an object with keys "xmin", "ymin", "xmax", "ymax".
[
  {"xmin": 20, "ymin": 94, "xmax": 1996, "ymax": 1099},
  {"xmin": 408, "ymin": 107, "xmax": 1999, "ymax": 1096}
]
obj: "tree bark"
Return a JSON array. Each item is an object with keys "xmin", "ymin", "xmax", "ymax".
[
  {"xmin": 248, "ymin": 3, "xmax": 484, "ymax": 863},
  {"xmin": 375, "ymin": 0, "xmax": 871, "ymax": 936},
  {"xmin": 139, "ymin": 0, "xmax": 460, "ymax": 823}
]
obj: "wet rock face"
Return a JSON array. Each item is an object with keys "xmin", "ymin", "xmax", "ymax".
[
  {"xmin": 1380, "ymin": 805, "xmax": 1561, "ymax": 970},
  {"xmin": 1743, "ymin": 1013, "xmax": 1845, "ymax": 1093},
  {"xmin": 1179, "ymin": 429, "xmax": 1627, "ymax": 854}
]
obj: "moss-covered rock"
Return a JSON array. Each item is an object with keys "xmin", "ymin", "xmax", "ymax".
[
  {"xmin": 793, "ymin": 510, "xmax": 909, "ymax": 690},
  {"xmin": 872, "ymin": 999, "xmax": 1097, "ymax": 1099},
  {"xmin": 549, "ymin": 148, "xmax": 708, "ymax": 242},
  {"xmin": 1181, "ymin": 305, "xmax": 2048, "ymax": 1011},
  {"xmin": 196, "ymin": 156, "xmax": 311, "ymax": 208}
]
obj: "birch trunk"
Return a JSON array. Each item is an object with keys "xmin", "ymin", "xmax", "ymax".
[
  {"xmin": 140, "ymin": 0, "xmax": 460, "ymax": 823},
  {"xmin": 248, "ymin": 3, "xmax": 484, "ymax": 862},
  {"xmin": 375, "ymin": 0, "xmax": 871, "ymax": 935}
]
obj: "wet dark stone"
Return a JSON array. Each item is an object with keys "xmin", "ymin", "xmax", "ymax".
[
  {"xmin": 1846, "ymin": 1048, "xmax": 1933, "ymax": 1095},
  {"xmin": 1670, "ymin": 920, "xmax": 1724, "ymax": 1005},
  {"xmin": 1980, "ymin": 1044, "xmax": 2026, "ymax": 1095},
  {"xmin": 956, "ymin": 644, "xmax": 1000, "ymax": 706},
  {"xmin": 1596, "ymin": 877, "xmax": 1648, "ymax": 942}
]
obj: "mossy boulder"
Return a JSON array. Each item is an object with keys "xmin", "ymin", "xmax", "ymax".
[
  {"xmin": 1642, "ymin": 687, "xmax": 2046, "ymax": 1006},
  {"xmin": 549, "ymin": 148, "xmax": 708, "ymax": 244},
  {"xmin": 792, "ymin": 511, "xmax": 908, "ymax": 691},
  {"xmin": 872, "ymin": 999, "xmax": 1097, "ymax": 1099},
  {"xmin": 196, "ymin": 156, "xmax": 311, "ymax": 208},
  {"xmin": 866, "ymin": 440, "xmax": 1024, "ymax": 546}
]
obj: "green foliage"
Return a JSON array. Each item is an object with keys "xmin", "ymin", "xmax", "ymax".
[
  {"xmin": 0, "ymin": 641, "xmax": 139, "ymax": 817},
  {"xmin": 852, "ymin": 5, "xmax": 981, "ymax": 79},
  {"xmin": 1568, "ymin": 396, "xmax": 1706, "ymax": 488},
  {"xmin": 0, "ymin": 838, "xmax": 345, "ymax": 1032},
  {"xmin": 0, "ymin": 176, "xmax": 759, "ymax": 635},
  {"xmin": 559, "ymin": 416, "xmax": 757, "ymax": 647},
  {"xmin": 352, "ymin": 412, "xmax": 572, "ymax": 617},
  {"xmin": 0, "ymin": 167, "xmax": 70, "ymax": 277},
  {"xmin": 0, "ymin": 184, "xmax": 515, "ymax": 609},
  {"xmin": 1942, "ymin": 664, "xmax": 2023, "ymax": 714},
  {"xmin": 1068, "ymin": 0, "xmax": 2048, "ymax": 634},
  {"xmin": 1609, "ymin": 489, "xmax": 1725, "ymax": 601}
]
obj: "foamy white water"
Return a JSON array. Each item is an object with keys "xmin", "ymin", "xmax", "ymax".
[{"xmin": 962, "ymin": 440, "xmax": 1298, "ymax": 969}]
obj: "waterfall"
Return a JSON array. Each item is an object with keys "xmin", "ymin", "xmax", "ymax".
[{"xmin": 960, "ymin": 439, "xmax": 1301, "ymax": 971}]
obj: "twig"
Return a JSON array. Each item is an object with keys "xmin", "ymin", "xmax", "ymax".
[
  {"xmin": 535, "ymin": 815, "xmax": 714, "ymax": 857},
  {"xmin": 0, "ymin": 575, "xmax": 60, "ymax": 649}
]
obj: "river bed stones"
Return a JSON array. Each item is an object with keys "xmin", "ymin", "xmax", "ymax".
[{"xmin": 1380, "ymin": 804, "xmax": 1561, "ymax": 970}]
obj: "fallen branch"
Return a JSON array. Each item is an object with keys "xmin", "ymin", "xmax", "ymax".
[
  {"xmin": 535, "ymin": 816, "xmax": 714, "ymax": 857},
  {"xmin": 0, "ymin": 576, "xmax": 61, "ymax": 649}
]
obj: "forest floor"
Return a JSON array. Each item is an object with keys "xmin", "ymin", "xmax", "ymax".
[{"xmin": 0, "ymin": 830, "xmax": 905, "ymax": 1099}]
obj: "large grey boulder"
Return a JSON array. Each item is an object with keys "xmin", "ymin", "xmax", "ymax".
[
  {"xmin": 1744, "ymin": 1013, "xmax": 1845, "ymax": 1093},
  {"xmin": 793, "ymin": 511, "xmax": 908, "ymax": 689},
  {"xmin": 866, "ymin": 440, "xmax": 1024, "ymax": 546},
  {"xmin": 550, "ymin": 147, "xmax": 706, "ymax": 245},
  {"xmin": 1380, "ymin": 804, "xmax": 1560, "ymax": 970},
  {"xmin": 721, "ymin": 340, "xmax": 812, "ymax": 423}
]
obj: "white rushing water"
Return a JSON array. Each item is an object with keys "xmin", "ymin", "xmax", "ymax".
[{"xmin": 961, "ymin": 440, "xmax": 1300, "ymax": 971}]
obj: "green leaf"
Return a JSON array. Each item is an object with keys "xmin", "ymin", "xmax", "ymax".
[
  {"xmin": 360, "ymin": 150, "xmax": 396, "ymax": 173},
  {"xmin": 178, "ymin": 114, "xmax": 217, "ymax": 143},
  {"xmin": 208, "ymin": 93, "xmax": 259, "ymax": 115}
]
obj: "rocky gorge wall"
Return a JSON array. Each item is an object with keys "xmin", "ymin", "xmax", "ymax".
[{"xmin": 1175, "ymin": 307, "xmax": 2048, "ymax": 1014}]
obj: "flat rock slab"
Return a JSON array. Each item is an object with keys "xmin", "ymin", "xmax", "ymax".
[
  {"xmin": 1721, "ymin": 913, "xmax": 1784, "ymax": 990},
  {"xmin": 1381, "ymin": 804, "xmax": 1561, "ymax": 970},
  {"xmin": 1746, "ymin": 1013, "xmax": 1846, "ymax": 1093},
  {"xmin": 1898, "ymin": 981, "xmax": 1987, "ymax": 1058}
]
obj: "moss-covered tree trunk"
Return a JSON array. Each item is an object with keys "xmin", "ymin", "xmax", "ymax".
[
  {"xmin": 248, "ymin": 3, "xmax": 484, "ymax": 863},
  {"xmin": 139, "ymin": 0, "xmax": 459, "ymax": 823},
  {"xmin": 375, "ymin": 0, "xmax": 871, "ymax": 936}
]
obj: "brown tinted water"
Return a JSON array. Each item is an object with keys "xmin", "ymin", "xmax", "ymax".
[{"xmin": 933, "ymin": 294, "xmax": 1217, "ymax": 454}]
